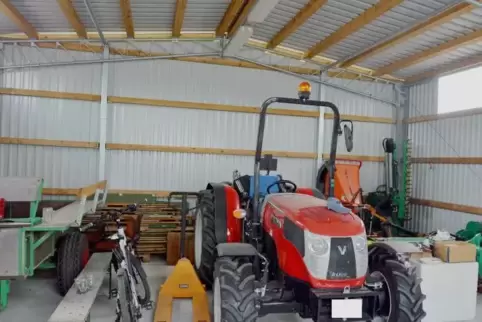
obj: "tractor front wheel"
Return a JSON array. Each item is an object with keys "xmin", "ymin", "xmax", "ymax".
[
  {"xmin": 194, "ymin": 189, "xmax": 217, "ymax": 287},
  {"xmin": 56, "ymin": 232, "xmax": 89, "ymax": 295},
  {"xmin": 369, "ymin": 249, "xmax": 426, "ymax": 322},
  {"xmin": 213, "ymin": 257, "xmax": 258, "ymax": 322}
]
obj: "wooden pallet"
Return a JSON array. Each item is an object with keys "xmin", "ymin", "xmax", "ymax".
[{"xmin": 134, "ymin": 203, "xmax": 195, "ymax": 261}]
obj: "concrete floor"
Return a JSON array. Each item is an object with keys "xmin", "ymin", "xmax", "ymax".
[{"xmin": 0, "ymin": 257, "xmax": 481, "ymax": 322}]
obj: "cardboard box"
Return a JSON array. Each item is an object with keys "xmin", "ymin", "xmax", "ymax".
[{"xmin": 434, "ymin": 241, "xmax": 476, "ymax": 263}]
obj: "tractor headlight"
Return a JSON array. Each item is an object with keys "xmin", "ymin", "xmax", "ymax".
[
  {"xmin": 353, "ymin": 235, "xmax": 367, "ymax": 252},
  {"xmin": 305, "ymin": 231, "xmax": 330, "ymax": 256}
]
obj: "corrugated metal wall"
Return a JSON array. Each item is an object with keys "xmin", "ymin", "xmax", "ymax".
[
  {"xmin": 406, "ymin": 79, "xmax": 482, "ymax": 233},
  {"xmin": 0, "ymin": 46, "xmax": 100, "ymax": 188},
  {"xmin": 0, "ymin": 44, "xmax": 395, "ymax": 195}
]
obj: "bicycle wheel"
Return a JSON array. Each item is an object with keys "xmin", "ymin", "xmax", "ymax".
[
  {"xmin": 118, "ymin": 268, "xmax": 137, "ymax": 322},
  {"xmin": 127, "ymin": 252, "xmax": 151, "ymax": 306}
]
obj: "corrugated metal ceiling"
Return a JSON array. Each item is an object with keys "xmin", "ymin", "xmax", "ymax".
[{"xmin": 0, "ymin": 0, "xmax": 479, "ymax": 80}]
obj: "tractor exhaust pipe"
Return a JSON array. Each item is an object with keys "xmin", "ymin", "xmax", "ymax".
[{"xmin": 252, "ymin": 91, "xmax": 342, "ymax": 233}]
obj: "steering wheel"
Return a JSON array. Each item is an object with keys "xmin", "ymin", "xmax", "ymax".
[{"xmin": 267, "ymin": 179, "xmax": 297, "ymax": 194}]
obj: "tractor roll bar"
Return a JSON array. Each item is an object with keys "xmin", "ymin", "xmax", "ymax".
[{"xmin": 253, "ymin": 97, "xmax": 341, "ymax": 221}]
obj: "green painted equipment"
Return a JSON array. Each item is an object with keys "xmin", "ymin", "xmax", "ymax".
[{"xmin": 0, "ymin": 177, "xmax": 108, "ymax": 311}]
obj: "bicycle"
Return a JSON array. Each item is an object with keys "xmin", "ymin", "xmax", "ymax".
[{"xmin": 80, "ymin": 203, "xmax": 151, "ymax": 322}]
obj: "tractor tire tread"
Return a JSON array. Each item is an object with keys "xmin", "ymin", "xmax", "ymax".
[
  {"xmin": 370, "ymin": 250, "xmax": 426, "ymax": 322},
  {"xmin": 216, "ymin": 258, "xmax": 258, "ymax": 322},
  {"xmin": 197, "ymin": 190, "xmax": 217, "ymax": 287}
]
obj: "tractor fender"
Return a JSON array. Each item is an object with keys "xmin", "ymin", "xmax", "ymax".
[
  {"xmin": 206, "ymin": 182, "xmax": 242, "ymax": 243},
  {"xmin": 296, "ymin": 187, "xmax": 326, "ymax": 199},
  {"xmin": 369, "ymin": 241, "xmax": 421, "ymax": 256},
  {"xmin": 216, "ymin": 243, "xmax": 258, "ymax": 257}
]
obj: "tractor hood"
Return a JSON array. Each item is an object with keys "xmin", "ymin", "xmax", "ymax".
[{"xmin": 264, "ymin": 193, "xmax": 365, "ymax": 237}]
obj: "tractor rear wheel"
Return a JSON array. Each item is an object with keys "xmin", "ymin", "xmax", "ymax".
[
  {"xmin": 213, "ymin": 257, "xmax": 258, "ymax": 322},
  {"xmin": 369, "ymin": 249, "xmax": 426, "ymax": 322},
  {"xmin": 194, "ymin": 189, "xmax": 217, "ymax": 287},
  {"xmin": 56, "ymin": 232, "xmax": 89, "ymax": 295}
]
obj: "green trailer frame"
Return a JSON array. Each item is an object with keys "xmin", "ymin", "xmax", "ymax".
[{"xmin": 0, "ymin": 178, "xmax": 108, "ymax": 311}]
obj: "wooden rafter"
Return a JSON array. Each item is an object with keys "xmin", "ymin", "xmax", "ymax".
[
  {"xmin": 120, "ymin": 0, "xmax": 134, "ymax": 38},
  {"xmin": 340, "ymin": 1, "xmax": 478, "ymax": 68},
  {"xmin": 267, "ymin": 0, "xmax": 328, "ymax": 49},
  {"xmin": 216, "ymin": 0, "xmax": 244, "ymax": 37},
  {"xmin": 406, "ymin": 54, "xmax": 482, "ymax": 83},
  {"xmin": 375, "ymin": 29, "xmax": 482, "ymax": 76},
  {"xmin": 227, "ymin": 0, "xmax": 256, "ymax": 37},
  {"xmin": 0, "ymin": 0, "xmax": 38, "ymax": 39},
  {"xmin": 304, "ymin": 0, "xmax": 403, "ymax": 59},
  {"xmin": 57, "ymin": 0, "xmax": 86, "ymax": 38},
  {"xmin": 172, "ymin": 0, "xmax": 187, "ymax": 37}
]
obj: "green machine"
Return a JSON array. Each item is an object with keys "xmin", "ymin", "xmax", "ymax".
[
  {"xmin": 364, "ymin": 139, "xmax": 412, "ymax": 234},
  {"xmin": 456, "ymin": 222, "xmax": 482, "ymax": 283},
  {"xmin": 0, "ymin": 177, "xmax": 107, "ymax": 310}
]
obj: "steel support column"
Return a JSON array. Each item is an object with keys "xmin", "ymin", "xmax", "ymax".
[{"xmin": 98, "ymin": 46, "xmax": 109, "ymax": 180}]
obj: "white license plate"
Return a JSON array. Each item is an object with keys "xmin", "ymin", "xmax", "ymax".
[{"xmin": 331, "ymin": 298, "xmax": 363, "ymax": 319}]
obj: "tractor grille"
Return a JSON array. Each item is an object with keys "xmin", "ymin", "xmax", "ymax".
[
  {"xmin": 327, "ymin": 238, "xmax": 356, "ymax": 280},
  {"xmin": 304, "ymin": 234, "xmax": 368, "ymax": 281}
]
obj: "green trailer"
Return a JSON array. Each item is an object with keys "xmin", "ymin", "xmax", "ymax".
[{"xmin": 0, "ymin": 177, "xmax": 108, "ymax": 311}]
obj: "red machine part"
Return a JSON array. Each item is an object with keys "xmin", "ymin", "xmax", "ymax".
[
  {"xmin": 0, "ymin": 198, "xmax": 4, "ymax": 219},
  {"xmin": 262, "ymin": 194, "xmax": 365, "ymax": 289},
  {"xmin": 224, "ymin": 185, "xmax": 242, "ymax": 243}
]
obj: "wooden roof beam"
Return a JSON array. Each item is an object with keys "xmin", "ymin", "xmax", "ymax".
[
  {"xmin": 57, "ymin": 0, "xmax": 87, "ymax": 38},
  {"xmin": 172, "ymin": 0, "xmax": 187, "ymax": 37},
  {"xmin": 267, "ymin": 0, "xmax": 328, "ymax": 49},
  {"xmin": 340, "ymin": 1, "xmax": 479, "ymax": 68},
  {"xmin": 0, "ymin": 0, "xmax": 38, "ymax": 39},
  {"xmin": 406, "ymin": 53, "xmax": 482, "ymax": 83},
  {"xmin": 120, "ymin": 0, "xmax": 134, "ymax": 38},
  {"xmin": 227, "ymin": 0, "xmax": 257, "ymax": 38},
  {"xmin": 216, "ymin": 0, "xmax": 245, "ymax": 37},
  {"xmin": 304, "ymin": 0, "xmax": 403, "ymax": 59},
  {"xmin": 374, "ymin": 29, "xmax": 482, "ymax": 76}
]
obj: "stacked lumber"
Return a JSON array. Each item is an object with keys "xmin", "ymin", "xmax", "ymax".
[{"xmin": 135, "ymin": 203, "xmax": 195, "ymax": 262}]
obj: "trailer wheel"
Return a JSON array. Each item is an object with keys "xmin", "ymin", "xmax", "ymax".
[
  {"xmin": 194, "ymin": 189, "xmax": 217, "ymax": 287},
  {"xmin": 56, "ymin": 232, "xmax": 89, "ymax": 295},
  {"xmin": 369, "ymin": 249, "xmax": 426, "ymax": 322},
  {"xmin": 213, "ymin": 257, "xmax": 258, "ymax": 322}
]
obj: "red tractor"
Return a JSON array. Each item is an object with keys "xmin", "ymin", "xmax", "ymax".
[{"xmin": 194, "ymin": 82, "xmax": 425, "ymax": 322}]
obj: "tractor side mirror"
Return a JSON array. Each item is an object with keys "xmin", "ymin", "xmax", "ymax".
[{"xmin": 341, "ymin": 120, "xmax": 353, "ymax": 152}]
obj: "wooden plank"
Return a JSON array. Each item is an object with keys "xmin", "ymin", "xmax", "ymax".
[
  {"xmin": 324, "ymin": 113, "xmax": 394, "ymax": 124},
  {"xmin": 216, "ymin": 0, "xmax": 245, "ymax": 37},
  {"xmin": 267, "ymin": 0, "xmax": 328, "ymax": 49},
  {"xmin": 304, "ymin": 0, "xmax": 403, "ymax": 59},
  {"xmin": 406, "ymin": 107, "xmax": 482, "ymax": 123},
  {"xmin": 374, "ymin": 29, "xmax": 482, "ymax": 76},
  {"xmin": 43, "ymin": 188, "xmax": 80, "ymax": 195},
  {"xmin": 56, "ymin": 0, "xmax": 86, "ymax": 38},
  {"xmin": 228, "ymin": 0, "xmax": 257, "ymax": 37},
  {"xmin": 406, "ymin": 53, "xmax": 482, "ymax": 83},
  {"xmin": 340, "ymin": 2, "xmax": 476, "ymax": 68},
  {"xmin": 78, "ymin": 180, "xmax": 107, "ymax": 198},
  {"xmin": 0, "ymin": 87, "xmax": 101, "ymax": 101},
  {"xmin": 0, "ymin": 137, "xmax": 99, "ymax": 149},
  {"xmin": 119, "ymin": 0, "xmax": 134, "ymax": 38},
  {"xmin": 410, "ymin": 198, "xmax": 482, "ymax": 216},
  {"xmin": 0, "ymin": 0, "xmax": 38, "ymax": 39},
  {"xmin": 106, "ymin": 143, "xmax": 317, "ymax": 159},
  {"xmin": 322, "ymin": 154, "xmax": 384, "ymax": 162},
  {"xmin": 411, "ymin": 157, "xmax": 482, "ymax": 165},
  {"xmin": 172, "ymin": 0, "xmax": 187, "ymax": 37},
  {"xmin": 166, "ymin": 232, "xmax": 194, "ymax": 265},
  {"xmin": 108, "ymin": 95, "xmax": 319, "ymax": 117}
]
